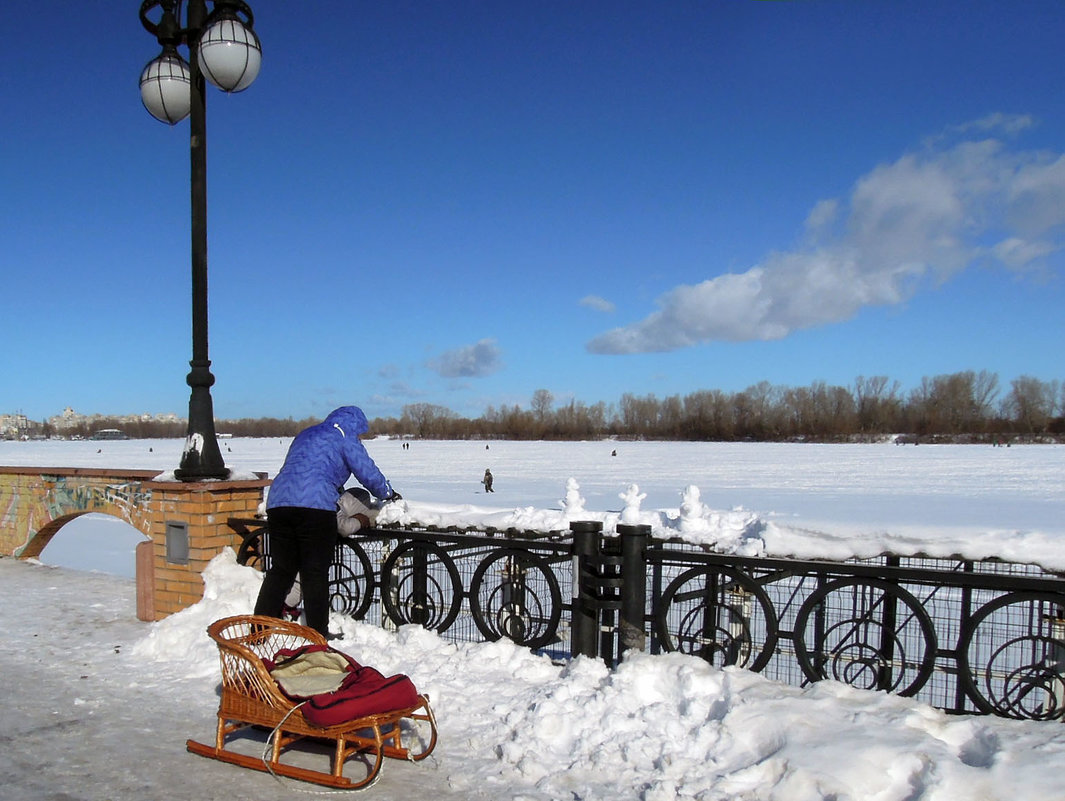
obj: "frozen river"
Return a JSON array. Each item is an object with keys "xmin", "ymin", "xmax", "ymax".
[{"xmin": 2, "ymin": 437, "xmax": 1062, "ymax": 575}]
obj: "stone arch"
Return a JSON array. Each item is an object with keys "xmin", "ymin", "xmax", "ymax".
[
  {"xmin": 17, "ymin": 510, "xmax": 151, "ymax": 562},
  {"xmin": 2, "ymin": 466, "xmax": 270, "ymax": 620},
  {"xmin": 1, "ymin": 468, "xmax": 158, "ymax": 560}
]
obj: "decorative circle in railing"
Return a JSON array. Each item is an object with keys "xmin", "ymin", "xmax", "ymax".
[
  {"xmin": 793, "ymin": 578, "xmax": 937, "ymax": 696},
  {"xmin": 958, "ymin": 591, "xmax": 1065, "ymax": 720},
  {"xmin": 236, "ymin": 529, "xmax": 264, "ymax": 569},
  {"xmin": 468, "ymin": 548, "xmax": 563, "ymax": 650},
  {"xmin": 380, "ymin": 540, "xmax": 463, "ymax": 632},
  {"xmin": 654, "ymin": 566, "xmax": 779, "ymax": 672},
  {"xmin": 327, "ymin": 539, "xmax": 376, "ymax": 620}
]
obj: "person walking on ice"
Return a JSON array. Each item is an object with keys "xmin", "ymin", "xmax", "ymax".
[{"xmin": 482, "ymin": 468, "xmax": 494, "ymax": 493}]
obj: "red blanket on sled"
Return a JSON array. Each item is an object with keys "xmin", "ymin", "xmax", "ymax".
[{"xmin": 264, "ymin": 644, "xmax": 420, "ymax": 728}]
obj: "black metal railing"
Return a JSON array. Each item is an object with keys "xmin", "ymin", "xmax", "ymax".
[{"xmin": 228, "ymin": 517, "xmax": 1065, "ymax": 721}]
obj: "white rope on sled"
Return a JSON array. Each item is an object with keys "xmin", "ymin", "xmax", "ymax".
[{"xmin": 258, "ymin": 702, "xmax": 383, "ymax": 795}]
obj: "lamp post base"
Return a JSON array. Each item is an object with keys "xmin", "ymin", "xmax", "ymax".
[
  {"xmin": 175, "ymin": 437, "xmax": 230, "ymax": 481},
  {"xmin": 175, "ymin": 370, "xmax": 229, "ymax": 482}
]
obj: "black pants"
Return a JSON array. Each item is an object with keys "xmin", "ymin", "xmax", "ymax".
[{"xmin": 253, "ymin": 506, "xmax": 337, "ymax": 637}]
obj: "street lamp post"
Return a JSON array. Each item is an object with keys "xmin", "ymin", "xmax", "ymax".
[{"xmin": 138, "ymin": 0, "xmax": 261, "ymax": 481}]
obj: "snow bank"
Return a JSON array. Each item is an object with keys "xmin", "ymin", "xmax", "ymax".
[{"xmin": 124, "ymin": 551, "xmax": 1065, "ymax": 801}]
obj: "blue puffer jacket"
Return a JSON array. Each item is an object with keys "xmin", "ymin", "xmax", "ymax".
[{"xmin": 266, "ymin": 406, "xmax": 393, "ymax": 512}]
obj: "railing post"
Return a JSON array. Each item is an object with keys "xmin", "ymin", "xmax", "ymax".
[
  {"xmin": 649, "ymin": 537, "xmax": 664, "ymax": 655},
  {"xmin": 411, "ymin": 542, "xmax": 429, "ymax": 626},
  {"xmin": 570, "ymin": 521, "xmax": 602, "ymax": 659},
  {"xmin": 955, "ymin": 560, "xmax": 975, "ymax": 711},
  {"xmin": 501, "ymin": 554, "xmax": 528, "ymax": 642},
  {"xmin": 617, "ymin": 524, "xmax": 650, "ymax": 656},
  {"xmin": 878, "ymin": 555, "xmax": 901, "ymax": 691},
  {"xmin": 1048, "ymin": 609, "xmax": 1065, "ymax": 718},
  {"xmin": 382, "ymin": 539, "xmax": 398, "ymax": 632}
]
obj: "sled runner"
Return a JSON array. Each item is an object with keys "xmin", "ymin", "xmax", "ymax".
[{"xmin": 186, "ymin": 614, "xmax": 437, "ymax": 789}]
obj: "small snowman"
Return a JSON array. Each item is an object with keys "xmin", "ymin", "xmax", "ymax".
[
  {"xmin": 619, "ymin": 483, "xmax": 646, "ymax": 525},
  {"xmin": 561, "ymin": 477, "xmax": 586, "ymax": 517},
  {"xmin": 678, "ymin": 485, "xmax": 706, "ymax": 531}
]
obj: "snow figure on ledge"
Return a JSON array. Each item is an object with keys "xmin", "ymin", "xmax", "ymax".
[
  {"xmin": 619, "ymin": 483, "xmax": 646, "ymax": 525},
  {"xmin": 561, "ymin": 477, "xmax": 586, "ymax": 518},
  {"xmin": 678, "ymin": 484, "xmax": 708, "ymax": 534}
]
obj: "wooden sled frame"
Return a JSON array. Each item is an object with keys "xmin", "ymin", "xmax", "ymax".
[{"xmin": 186, "ymin": 614, "xmax": 438, "ymax": 789}]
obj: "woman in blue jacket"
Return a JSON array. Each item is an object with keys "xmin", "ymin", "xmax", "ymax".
[{"xmin": 254, "ymin": 406, "xmax": 400, "ymax": 637}]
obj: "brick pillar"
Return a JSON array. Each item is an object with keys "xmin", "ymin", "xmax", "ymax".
[
  {"xmin": 136, "ymin": 540, "xmax": 155, "ymax": 621},
  {"xmin": 141, "ymin": 476, "xmax": 269, "ymax": 620}
]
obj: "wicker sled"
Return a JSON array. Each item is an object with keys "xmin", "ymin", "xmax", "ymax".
[{"xmin": 186, "ymin": 614, "xmax": 438, "ymax": 789}]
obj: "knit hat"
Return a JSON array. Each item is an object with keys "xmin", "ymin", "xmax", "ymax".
[{"xmin": 344, "ymin": 486, "xmax": 374, "ymax": 509}]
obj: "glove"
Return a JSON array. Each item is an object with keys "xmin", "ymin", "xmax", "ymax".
[
  {"xmin": 347, "ymin": 506, "xmax": 379, "ymax": 534},
  {"xmin": 386, "ymin": 491, "xmax": 403, "ymax": 502}
]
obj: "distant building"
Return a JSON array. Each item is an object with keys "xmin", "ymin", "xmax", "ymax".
[
  {"xmin": 48, "ymin": 408, "xmax": 183, "ymax": 432},
  {"xmin": 49, "ymin": 407, "xmax": 88, "ymax": 432},
  {"xmin": 90, "ymin": 429, "xmax": 130, "ymax": 441},
  {"xmin": 1, "ymin": 413, "xmax": 30, "ymax": 439}
]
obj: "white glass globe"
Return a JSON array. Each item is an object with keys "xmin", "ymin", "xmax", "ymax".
[
  {"xmin": 198, "ymin": 17, "xmax": 262, "ymax": 92},
  {"xmin": 140, "ymin": 49, "xmax": 192, "ymax": 124}
]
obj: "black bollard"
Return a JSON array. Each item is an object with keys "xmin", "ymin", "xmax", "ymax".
[
  {"xmin": 617, "ymin": 524, "xmax": 650, "ymax": 656},
  {"xmin": 570, "ymin": 520, "xmax": 602, "ymax": 659}
]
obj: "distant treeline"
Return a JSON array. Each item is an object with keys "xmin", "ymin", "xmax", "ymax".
[
  {"xmin": 41, "ymin": 371, "xmax": 1064, "ymax": 443},
  {"xmin": 374, "ymin": 372, "xmax": 1063, "ymax": 442},
  {"xmin": 47, "ymin": 416, "xmax": 320, "ymax": 441}
]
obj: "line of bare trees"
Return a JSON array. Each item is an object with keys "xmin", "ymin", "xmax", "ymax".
[
  {"xmin": 40, "ymin": 416, "xmax": 320, "ymax": 441},
  {"xmin": 374, "ymin": 371, "xmax": 1064, "ymax": 442},
  {"xmin": 31, "ymin": 371, "xmax": 1062, "ymax": 442}
]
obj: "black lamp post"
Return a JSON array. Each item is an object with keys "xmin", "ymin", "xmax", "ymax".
[{"xmin": 138, "ymin": 0, "xmax": 261, "ymax": 480}]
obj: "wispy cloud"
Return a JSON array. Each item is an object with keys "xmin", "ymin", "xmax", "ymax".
[
  {"xmin": 588, "ymin": 114, "xmax": 1064, "ymax": 354},
  {"xmin": 580, "ymin": 295, "xmax": 616, "ymax": 313},
  {"xmin": 947, "ymin": 112, "xmax": 1036, "ymax": 137},
  {"xmin": 427, "ymin": 338, "xmax": 503, "ymax": 378},
  {"xmin": 367, "ymin": 382, "xmax": 425, "ymax": 413},
  {"xmin": 992, "ymin": 237, "xmax": 1057, "ymax": 272}
]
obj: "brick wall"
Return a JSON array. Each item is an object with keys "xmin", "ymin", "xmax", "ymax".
[
  {"xmin": 0, "ymin": 466, "xmax": 269, "ymax": 621},
  {"xmin": 141, "ymin": 477, "xmax": 268, "ymax": 618}
]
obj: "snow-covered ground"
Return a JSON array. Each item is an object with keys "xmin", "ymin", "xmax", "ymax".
[{"xmin": 2, "ymin": 438, "xmax": 1064, "ymax": 800}]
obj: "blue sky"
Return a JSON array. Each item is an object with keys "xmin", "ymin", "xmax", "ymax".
[{"xmin": 3, "ymin": 1, "xmax": 1063, "ymax": 423}]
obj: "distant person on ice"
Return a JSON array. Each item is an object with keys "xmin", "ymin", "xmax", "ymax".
[
  {"xmin": 482, "ymin": 468, "xmax": 494, "ymax": 493},
  {"xmin": 254, "ymin": 406, "xmax": 400, "ymax": 639}
]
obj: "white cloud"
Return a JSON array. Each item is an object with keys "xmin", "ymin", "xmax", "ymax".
[
  {"xmin": 588, "ymin": 118, "xmax": 1065, "ymax": 355},
  {"xmin": 579, "ymin": 295, "xmax": 616, "ymax": 313},
  {"xmin": 427, "ymin": 339, "xmax": 503, "ymax": 378},
  {"xmin": 804, "ymin": 198, "xmax": 839, "ymax": 233},
  {"xmin": 1007, "ymin": 154, "xmax": 1065, "ymax": 233},
  {"xmin": 377, "ymin": 364, "xmax": 401, "ymax": 379},
  {"xmin": 992, "ymin": 237, "xmax": 1057, "ymax": 271},
  {"xmin": 951, "ymin": 112, "xmax": 1035, "ymax": 137}
]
